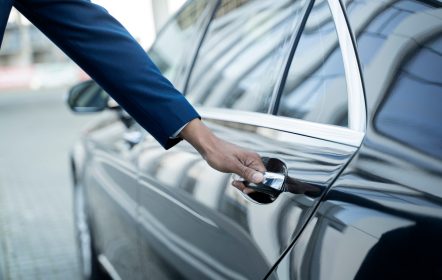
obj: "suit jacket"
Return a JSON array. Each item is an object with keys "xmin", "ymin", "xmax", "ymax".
[{"xmin": 0, "ymin": 0, "xmax": 199, "ymax": 149}]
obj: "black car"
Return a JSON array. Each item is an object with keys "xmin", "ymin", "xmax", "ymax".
[{"xmin": 67, "ymin": 0, "xmax": 442, "ymax": 279}]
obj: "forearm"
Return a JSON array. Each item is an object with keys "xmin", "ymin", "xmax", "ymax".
[
  {"xmin": 13, "ymin": 0, "xmax": 198, "ymax": 149},
  {"xmin": 179, "ymin": 118, "xmax": 218, "ymax": 159}
]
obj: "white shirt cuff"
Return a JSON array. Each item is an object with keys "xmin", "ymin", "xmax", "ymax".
[{"xmin": 170, "ymin": 122, "xmax": 189, "ymax": 139}]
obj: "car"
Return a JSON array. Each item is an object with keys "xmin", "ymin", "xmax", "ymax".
[{"xmin": 67, "ymin": 0, "xmax": 442, "ymax": 279}]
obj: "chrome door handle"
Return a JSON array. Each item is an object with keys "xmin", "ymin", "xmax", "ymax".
[
  {"xmin": 233, "ymin": 172, "xmax": 286, "ymax": 197},
  {"xmin": 234, "ymin": 157, "xmax": 288, "ymax": 204},
  {"xmin": 234, "ymin": 157, "xmax": 322, "ymax": 204},
  {"xmin": 261, "ymin": 172, "xmax": 286, "ymax": 191}
]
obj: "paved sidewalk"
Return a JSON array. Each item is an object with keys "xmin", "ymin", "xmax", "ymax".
[{"xmin": 0, "ymin": 88, "xmax": 101, "ymax": 280}]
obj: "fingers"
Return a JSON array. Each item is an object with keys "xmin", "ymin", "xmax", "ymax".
[
  {"xmin": 239, "ymin": 164, "xmax": 264, "ymax": 184},
  {"xmin": 232, "ymin": 180, "xmax": 255, "ymax": 194},
  {"xmin": 200, "ymin": 136, "xmax": 266, "ymax": 185},
  {"xmin": 247, "ymin": 152, "xmax": 266, "ymax": 173},
  {"xmin": 226, "ymin": 150, "xmax": 266, "ymax": 184},
  {"xmin": 232, "ymin": 180, "xmax": 246, "ymax": 191},
  {"xmin": 236, "ymin": 152, "xmax": 265, "ymax": 184},
  {"xmin": 242, "ymin": 188, "xmax": 255, "ymax": 195}
]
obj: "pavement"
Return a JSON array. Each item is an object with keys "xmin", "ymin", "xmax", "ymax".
[{"xmin": 0, "ymin": 87, "xmax": 101, "ymax": 280}]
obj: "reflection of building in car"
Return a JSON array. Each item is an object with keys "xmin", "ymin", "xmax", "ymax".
[{"xmin": 67, "ymin": 0, "xmax": 442, "ymax": 279}]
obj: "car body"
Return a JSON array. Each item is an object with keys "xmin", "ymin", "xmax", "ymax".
[{"xmin": 68, "ymin": 0, "xmax": 442, "ymax": 279}]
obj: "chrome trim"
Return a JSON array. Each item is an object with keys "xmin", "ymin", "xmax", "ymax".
[
  {"xmin": 197, "ymin": 107, "xmax": 364, "ymax": 147},
  {"xmin": 74, "ymin": 183, "xmax": 93, "ymax": 279},
  {"xmin": 328, "ymin": 0, "xmax": 366, "ymax": 132},
  {"xmin": 98, "ymin": 255, "xmax": 123, "ymax": 280}
]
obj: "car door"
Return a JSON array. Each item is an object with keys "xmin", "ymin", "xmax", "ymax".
[
  {"xmin": 131, "ymin": 0, "xmax": 220, "ymax": 278},
  {"xmin": 83, "ymin": 109, "xmax": 143, "ymax": 279},
  {"xmin": 84, "ymin": 1, "xmax": 218, "ymax": 277},
  {"xmin": 267, "ymin": 1, "xmax": 442, "ymax": 279},
  {"xmin": 135, "ymin": 0, "xmax": 366, "ymax": 279}
]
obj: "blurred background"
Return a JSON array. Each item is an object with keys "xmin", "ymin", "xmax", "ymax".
[{"xmin": 0, "ymin": 1, "xmax": 185, "ymax": 279}]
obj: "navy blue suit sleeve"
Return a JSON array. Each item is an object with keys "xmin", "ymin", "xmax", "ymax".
[
  {"xmin": 0, "ymin": 0, "xmax": 13, "ymax": 47},
  {"xmin": 12, "ymin": 0, "xmax": 200, "ymax": 149}
]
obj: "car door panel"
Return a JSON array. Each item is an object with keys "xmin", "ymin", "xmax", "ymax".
[
  {"xmin": 134, "ymin": 0, "xmax": 364, "ymax": 278},
  {"xmin": 83, "ymin": 122, "xmax": 142, "ymax": 279},
  {"xmin": 136, "ymin": 117, "xmax": 358, "ymax": 279},
  {"xmin": 266, "ymin": 1, "xmax": 442, "ymax": 279}
]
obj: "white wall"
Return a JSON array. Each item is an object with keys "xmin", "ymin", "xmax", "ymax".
[{"xmin": 92, "ymin": 0, "xmax": 186, "ymax": 49}]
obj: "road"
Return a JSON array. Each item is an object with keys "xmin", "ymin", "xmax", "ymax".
[{"xmin": 0, "ymin": 88, "xmax": 101, "ymax": 280}]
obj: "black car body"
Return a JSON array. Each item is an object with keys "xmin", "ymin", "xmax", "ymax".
[{"xmin": 68, "ymin": 0, "xmax": 442, "ymax": 279}]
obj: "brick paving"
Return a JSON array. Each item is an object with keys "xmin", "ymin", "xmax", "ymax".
[{"xmin": 0, "ymin": 88, "xmax": 101, "ymax": 280}]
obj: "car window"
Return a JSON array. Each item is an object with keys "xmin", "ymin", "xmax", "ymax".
[
  {"xmin": 276, "ymin": 0, "xmax": 349, "ymax": 127},
  {"xmin": 343, "ymin": 0, "xmax": 442, "ymax": 158},
  {"xmin": 375, "ymin": 37, "xmax": 442, "ymax": 159},
  {"xmin": 71, "ymin": 81, "xmax": 107, "ymax": 108},
  {"xmin": 185, "ymin": 0, "xmax": 309, "ymax": 113},
  {"xmin": 148, "ymin": 0, "xmax": 215, "ymax": 91},
  {"xmin": 344, "ymin": 0, "xmax": 439, "ymax": 68},
  {"xmin": 341, "ymin": 0, "xmax": 442, "ymax": 159}
]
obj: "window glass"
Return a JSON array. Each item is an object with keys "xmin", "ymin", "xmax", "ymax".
[
  {"xmin": 344, "ymin": 0, "xmax": 435, "ymax": 68},
  {"xmin": 186, "ymin": 0, "xmax": 308, "ymax": 113},
  {"xmin": 344, "ymin": 0, "xmax": 442, "ymax": 158},
  {"xmin": 148, "ymin": 0, "xmax": 215, "ymax": 91},
  {"xmin": 376, "ymin": 37, "xmax": 442, "ymax": 158},
  {"xmin": 71, "ymin": 82, "xmax": 107, "ymax": 108},
  {"xmin": 277, "ymin": 0, "xmax": 349, "ymax": 127}
]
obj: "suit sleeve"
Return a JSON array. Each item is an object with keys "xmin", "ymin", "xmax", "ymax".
[
  {"xmin": 12, "ymin": 0, "xmax": 200, "ymax": 149},
  {"xmin": 0, "ymin": 0, "xmax": 13, "ymax": 47}
]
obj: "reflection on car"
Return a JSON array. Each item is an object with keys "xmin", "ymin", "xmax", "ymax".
[{"xmin": 68, "ymin": 0, "xmax": 442, "ymax": 279}]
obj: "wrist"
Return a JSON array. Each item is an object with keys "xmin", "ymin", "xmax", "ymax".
[{"xmin": 180, "ymin": 118, "xmax": 218, "ymax": 157}]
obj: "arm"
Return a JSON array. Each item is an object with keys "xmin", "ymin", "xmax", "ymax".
[
  {"xmin": 13, "ymin": 0, "xmax": 197, "ymax": 149},
  {"xmin": 13, "ymin": 0, "xmax": 265, "ymax": 183}
]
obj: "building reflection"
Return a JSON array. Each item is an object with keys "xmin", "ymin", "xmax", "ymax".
[
  {"xmin": 136, "ymin": 115, "xmax": 354, "ymax": 278},
  {"xmin": 186, "ymin": 0, "xmax": 308, "ymax": 113},
  {"xmin": 143, "ymin": 1, "xmax": 441, "ymax": 279},
  {"xmin": 123, "ymin": 0, "xmax": 441, "ymax": 279}
]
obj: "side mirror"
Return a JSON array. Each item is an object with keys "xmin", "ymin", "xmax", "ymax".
[{"xmin": 67, "ymin": 80, "xmax": 109, "ymax": 113}]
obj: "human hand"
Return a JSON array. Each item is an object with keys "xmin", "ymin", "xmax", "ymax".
[
  {"xmin": 203, "ymin": 137, "xmax": 266, "ymax": 186},
  {"xmin": 180, "ymin": 119, "xmax": 266, "ymax": 185}
]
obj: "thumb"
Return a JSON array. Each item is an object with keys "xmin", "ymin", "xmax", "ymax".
[{"xmin": 240, "ymin": 165, "xmax": 264, "ymax": 184}]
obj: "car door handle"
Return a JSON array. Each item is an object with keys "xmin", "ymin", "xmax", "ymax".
[
  {"xmin": 234, "ymin": 172, "xmax": 285, "ymax": 197},
  {"xmin": 234, "ymin": 157, "xmax": 322, "ymax": 204}
]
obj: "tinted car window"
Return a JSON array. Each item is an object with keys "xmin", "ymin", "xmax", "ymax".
[
  {"xmin": 186, "ymin": 0, "xmax": 308, "ymax": 113},
  {"xmin": 345, "ymin": 0, "xmax": 438, "ymax": 67},
  {"xmin": 148, "ymin": 0, "xmax": 215, "ymax": 90},
  {"xmin": 277, "ymin": 0, "xmax": 349, "ymax": 127},
  {"xmin": 376, "ymin": 37, "xmax": 442, "ymax": 159},
  {"xmin": 344, "ymin": 0, "xmax": 442, "ymax": 158}
]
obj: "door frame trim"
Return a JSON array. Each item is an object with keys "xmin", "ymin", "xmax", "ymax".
[
  {"xmin": 328, "ymin": 0, "xmax": 367, "ymax": 132},
  {"xmin": 197, "ymin": 107, "xmax": 364, "ymax": 147},
  {"xmin": 98, "ymin": 254, "xmax": 123, "ymax": 280}
]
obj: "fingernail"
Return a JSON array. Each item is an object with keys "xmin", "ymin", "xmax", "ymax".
[{"xmin": 252, "ymin": 172, "xmax": 264, "ymax": 183}]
